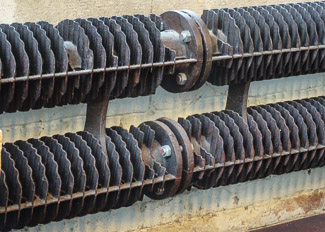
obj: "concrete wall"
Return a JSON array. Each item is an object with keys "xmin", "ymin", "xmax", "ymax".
[
  {"xmin": 0, "ymin": 0, "xmax": 324, "ymax": 231},
  {"xmin": 0, "ymin": 0, "xmax": 312, "ymax": 24},
  {"xmin": 1, "ymin": 74, "xmax": 324, "ymax": 143}
]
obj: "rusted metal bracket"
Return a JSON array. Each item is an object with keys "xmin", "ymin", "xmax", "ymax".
[
  {"xmin": 225, "ymin": 82, "xmax": 250, "ymax": 123},
  {"xmin": 84, "ymin": 96, "xmax": 109, "ymax": 154}
]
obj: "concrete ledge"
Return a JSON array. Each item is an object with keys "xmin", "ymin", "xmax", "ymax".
[{"xmin": 140, "ymin": 186, "xmax": 325, "ymax": 232}]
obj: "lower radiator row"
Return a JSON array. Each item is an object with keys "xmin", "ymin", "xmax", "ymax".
[{"xmin": 1, "ymin": 96, "xmax": 325, "ymax": 230}]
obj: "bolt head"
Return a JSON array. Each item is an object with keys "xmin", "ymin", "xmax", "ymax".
[
  {"xmin": 160, "ymin": 22, "xmax": 164, "ymax": 31},
  {"xmin": 180, "ymin": 30, "xmax": 192, "ymax": 43},
  {"xmin": 155, "ymin": 187, "xmax": 165, "ymax": 195},
  {"xmin": 176, "ymin": 73, "xmax": 187, "ymax": 85},
  {"xmin": 160, "ymin": 145, "xmax": 171, "ymax": 158}
]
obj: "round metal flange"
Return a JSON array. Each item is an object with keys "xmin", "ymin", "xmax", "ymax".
[
  {"xmin": 142, "ymin": 120, "xmax": 183, "ymax": 199},
  {"xmin": 158, "ymin": 117, "xmax": 194, "ymax": 194},
  {"xmin": 160, "ymin": 10, "xmax": 204, "ymax": 93},
  {"xmin": 181, "ymin": 10, "xmax": 213, "ymax": 91}
]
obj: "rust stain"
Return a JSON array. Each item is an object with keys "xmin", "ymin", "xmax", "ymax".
[
  {"xmin": 273, "ymin": 190, "xmax": 324, "ymax": 217},
  {"xmin": 139, "ymin": 189, "xmax": 325, "ymax": 232},
  {"xmin": 294, "ymin": 190, "xmax": 324, "ymax": 213}
]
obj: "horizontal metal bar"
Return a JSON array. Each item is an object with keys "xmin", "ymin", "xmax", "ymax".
[
  {"xmin": 212, "ymin": 45, "xmax": 325, "ymax": 61},
  {"xmin": 0, "ymin": 174, "xmax": 177, "ymax": 214},
  {"xmin": 192, "ymin": 144, "xmax": 324, "ymax": 173},
  {"xmin": 0, "ymin": 58, "xmax": 198, "ymax": 84},
  {"xmin": 2, "ymin": 45, "xmax": 325, "ymax": 85},
  {"xmin": 1, "ymin": 143, "xmax": 323, "ymax": 214}
]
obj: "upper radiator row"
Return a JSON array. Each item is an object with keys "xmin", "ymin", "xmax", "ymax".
[{"xmin": 1, "ymin": 1, "xmax": 325, "ymax": 113}]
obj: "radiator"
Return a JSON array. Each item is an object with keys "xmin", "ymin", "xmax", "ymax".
[{"xmin": 0, "ymin": 1, "xmax": 324, "ymax": 231}]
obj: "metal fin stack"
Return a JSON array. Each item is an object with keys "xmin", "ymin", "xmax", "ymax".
[
  {"xmin": 0, "ymin": 1, "xmax": 325, "ymax": 230},
  {"xmin": 0, "ymin": 14, "xmax": 169, "ymax": 113},
  {"xmin": 1, "ymin": 1, "xmax": 325, "ymax": 113},
  {"xmin": 1, "ymin": 96, "xmax": 324, "ymax": 230},
  {"xmin": 202, "ymin": 2, "xmax": 325, "ymax": 85}
]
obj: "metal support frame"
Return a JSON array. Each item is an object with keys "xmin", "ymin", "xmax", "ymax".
[
  {"xmin": 84, "ymin": 96, "xmax": 109, "ymax": 154},
  {"xmin": 225, "ymin": 82, "xmax": 250, "ymax": 123}
]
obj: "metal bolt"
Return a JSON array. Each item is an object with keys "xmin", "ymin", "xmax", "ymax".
[
  {"xmin": 180, "ymin": 30, "xmax": 192, "ymax": 43},
  {"xmin": 155, "ymin": 187, "xmax": 165, "ymax": 195},
  {"xmin": 160, "ymin": 145, "xmax": 171, "ymax": 158},
  {"xmin": 176, "ymin": 73, "xmax": 187, "ymax": 85},
  {"xmin": 160, "ymin": 22, "xmax": 164, "ymax": 31}
]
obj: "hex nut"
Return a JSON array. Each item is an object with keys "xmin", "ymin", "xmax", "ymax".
[
  {"xmin": 160, "ymin": 145, "xmax": 172, "ymax": 158},
  {"xmin": 176, "ymin": 73, "xmax": 187, "ymax": 85},
  {"xmin": 180, "ymin": 30, "xmax": 192, "ymax": 43}
]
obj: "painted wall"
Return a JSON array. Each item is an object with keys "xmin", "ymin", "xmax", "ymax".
[
  {"xmin": 0, "ymin": 0, "xmax": 312, "ymax": 24},
  {"xmin": 0, "ymin": 0, "xmax": 324, "ymax": 231},
  {"xmin": 1, "ymin": 74, "xmax": 324, "ymax": 143}
]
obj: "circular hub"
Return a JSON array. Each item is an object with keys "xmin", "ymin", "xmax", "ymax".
[
  {"xmin": 160, "ymin": 10, "xmax": 212, "ymax": 93},
  {"xmin": 158, "ymin": 118, "xmax": 194, "ymax": 194},
  {"xmin": 141, "ymin": 120, "xmax": 183, "ymax": 199}
]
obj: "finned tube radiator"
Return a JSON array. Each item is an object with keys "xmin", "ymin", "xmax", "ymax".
[
  {"xmin": 1, "ymin": 97, "xmax": 325, "ymax": 230},
  {"xmin": 0, "ymin": 2, "xmax": 325, "ymax": 113},
  {"xmin": 0, "ymin": 1, "xmax": 325, "ymax": 230}
]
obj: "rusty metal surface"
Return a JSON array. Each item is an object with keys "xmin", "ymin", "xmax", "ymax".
[
  {"xmin": 0, "ymin": 1, "xmax": 325, "ymax": 230},
  {"xmin": 160, "ymin": 10, "xmax": 205, "ymax": 93},
  {"xmin": 0, "ymin": 14, "xmax": 171, "ymax": 113},
  {"xmin": 0, "ymin": 24, "xmax": 29, "ymax": 113},
  {"xmin": 204, "ymin": 1, "xmax": 325, "ymax": 85},
  {"xmin": 0, "ymin": 2, "xmax": 324, "ymax": 113},
  {"xmin": 56, "ymin": 19, "xmax": 94, "ymax": 104},
  {"xmin": 225, "ymin": 82, "xmax": 250, "ymax": 121},
  {"xmin": 37, "ymin": 21, "xmax": 69, "ymax": 107},
  {"xmin": 0, "ymin": 96, "xmax": 324, "ymax": 230},
  {"xmin": 11, "ymin": 23, "xmax": 43, "ymax": 111}
]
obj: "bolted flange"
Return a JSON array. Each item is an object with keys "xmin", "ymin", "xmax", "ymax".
[
  {"xmin": 140, "ymin": 120, "xmax": 183, "ymax": 200},
  {"xmin": 160, "ymin": 10, "xmax": 213, "ymax": 93}
]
